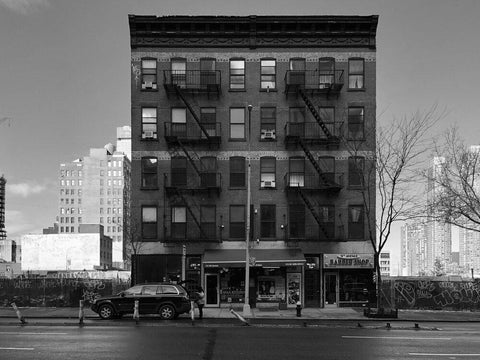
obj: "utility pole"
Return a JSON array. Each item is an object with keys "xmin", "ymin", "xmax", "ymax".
[{"xmin": 243, "ymin": 105, "xmax": 253, "ymax": 317}]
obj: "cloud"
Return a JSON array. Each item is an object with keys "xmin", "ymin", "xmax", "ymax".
[
  {"xmin": 0, "ymin": 0, "xmax": 50, "ymax": 15},
  {"xmin": 4, "ymin": 210, "xmax": 39, "ymax": 238},
  {"xmin": 8, "ymin": 182, "xmax": 47, "ymax": 197}
]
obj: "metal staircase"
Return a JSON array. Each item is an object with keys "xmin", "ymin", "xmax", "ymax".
[
  {"xmin": 296, "ymin": 138, "xmax": 330, "ymax": 185},
  {"xmin": 169, "ymin": 187, "xmax": 208, "ymax": 240},
  {"xmin": 298, "ymin": 88, "xmax": 333, "ymax": 139},
  {"xmin": 295, "ymin": 188, "xmax": 331, "ymax": 240},
  {"xmin": 174, "ymin": 86, "xmax": 211, "ymax": 140}
]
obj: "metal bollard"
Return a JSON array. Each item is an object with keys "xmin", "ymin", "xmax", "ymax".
[
  {"xmin": 11, "ymin": 302, "xmax": 26, "ymax": 324},
  {"xmin": 79, "ymin": 300, "xmax": 85, "ymax": 326},
  {"xmin": 190, "ymin": 300, "xmax": 195, "ymax": 325},
  {"xmin": 133, "ymin": 300, "xmax": 139, "ymax": 324},
  {"xmin": 296, "ymin": 301, "xmax": 302, "ymax": 317}
]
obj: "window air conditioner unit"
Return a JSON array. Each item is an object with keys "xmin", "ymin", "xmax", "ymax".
[
  {"xmin": 143, "ymin": 130, "xmax": 155, "ymax": 139},
  {"xmin": 142, "ymin": 81, "xmax": 157, "ymax": 90},
  {"xmin": 261, "ymin": 130, "xmax": 276, "ymax": 140},
  {"xmin": 261, "ymin": 180, "xmax": 275, "ymax": 188}
]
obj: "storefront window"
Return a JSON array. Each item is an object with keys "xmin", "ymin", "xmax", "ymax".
[
  {"xmin": 339, "ymin": 270, "xmax": 371, "ymax": 303},
  {"xmin": 219, "ymin": 268, "xmax": 245, "ymax": 303},
  {"xmin": 257, "ymin": 268, "xmax": 285, "ymax": 303}
]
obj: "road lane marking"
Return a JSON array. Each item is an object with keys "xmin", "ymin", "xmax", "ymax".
[
  {"xmin": 342, "ymin": 336, "xmax": 451, "ymax": 340},
  {"xmin": 0, "ymin": 332, "xmax": 68, "ymax": 335},
  {"xmin": 0, "ymin": 347, "xmax": 34, "ymax": 351},
  {"xmin": 410, "ymin": 354, "xmax": 480, "ymax": 357}
]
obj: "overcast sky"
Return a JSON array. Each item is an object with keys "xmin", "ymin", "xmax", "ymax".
[{"xmin": 1, "ymin": 0, "xmax": 479, "ymax": 273}]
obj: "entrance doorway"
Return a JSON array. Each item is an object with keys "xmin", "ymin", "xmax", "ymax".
[
  {"xmin": 324, "ymin": 272, "xmax": 338, "ymax": 306},
  {"xmin": 304, "ymin": 270, "xmax": 320, "ymax": 307},
  {"xmin": 205, "ymin": 273, "xmax": 219, "ymax": 307}
]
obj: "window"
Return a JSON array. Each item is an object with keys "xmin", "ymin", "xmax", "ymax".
[
  {"xmin": 289, "ymin": 157, "xmax": 305, "ymax": 187},
  {"xmin": 142, "ymin": 206, "xmax": 157, "ymax": 239},
  {"xmin": 141, "ymin": 59, "xmax": 157, "ymax": 90},
  {"xmin": 348, "ymin": 107, "xmax": 364, "ymax": 140},
  {"xmin": 171, "ymin": 157, "xmax": 187, "ymax": 187},
  {"xmin": 289, "ymin": 58, "xmax": 305, "ymax": 85},
  {"xmin": 200, "ymin": 58, "xmax": 216, "ymax": 86},
  {"xmin": 230, "ymin": 108, "xmax": 245, "ymax": 139},
  {"xmin": 348, "ymin": 205, "xmax": 364, "ymax": 239},
  {"xmin": 319, "ymin": 205, "xmax": 335, "ymax": 238},
  {"xmin": 289, "ymin": 204, "xmax": 305, "ymax": 238},
  {"xmin": 348, "ymin": 156, "xmax": 364, "ymax": 187},
  {"xmin": 260, "ymin": 59, "xmax": 276, "ymax": 89},
  {"xmin": 171, "ymin": 58, "xmax": 186, "ymax": 87},
  {"xmin": 289, "ymin": 107, "xmax": 305, "ymax": 137},
  {"xmin": 318, "ymin": 156, "xmax": 335, "ymax": 183},
  {"xmin": 142, "ymin": 107, "xmax": 157, "ymax": 139},
  {"xmin": 349, "ymin": 58, "xmax": 364, "ymax": 89},
  {"xmin": 200, "ymin": 205, "xmax": 216, "ymax": 239},
  {"xmin": 141, "ymin": 157, "xmax": 158, "ymax": 189},
  {"xmin": 230, "ymin": 59, "xmax": 245, "ymax": 89},
  {"xmin": 230, "ymin": 205, "xmax": 245, "ymax": 239},
  {"xmin": 260, "ymin": 157, "xmax": 276, "ymax": 188},
  {"xmin": 230, "ymin": 157, "xmax": 245, "ymax": 187},
  {"xmin": 172, "ymin": 206, "xmax": 186, "ymax": 239},
  {"xmin": 260, "ymin": 107, "xmax": 276, "ymax": 139},
  {"xmin": 319, "ymin": 107, "xmax": 335, "ymax": 136},
  {"xmin": 171, "ymin": 108, "xmax": 187, "ymax": 137},
  {"xmin": 319, "ymin": 57, "xmax": 335, "ymax": 88},
  {"xmin": 200, "ymin": 108, "xmax": 216, "ymax": 137},
  {"xmin": 260, "ymin": 205, "xmax": 276, "ymax": 238},
  {"xmin": 200, "ymin": 157, "xmax": 217, "ymax": 188}
]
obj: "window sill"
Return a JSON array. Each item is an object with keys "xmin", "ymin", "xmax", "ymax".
[
  {"xmin": 140, "ymin": 89, "xmax": 159, "ymax": 92},
  {"xmin": 228, "ymin": 138, "xmax": 246, "ymax": 142},
  {"xmin": 229, "ymin": 187, "xmax": 246, "ymax": 190},
  {"xmin": 228, "ymin": 89, "xmax": 246, "ymax": 92},
  {"xmin": 260, "ymin": 187, "xmax": 277, "ymax": 190},
  {"xmin": 259, "ymin": 138, "xmax": 277, "ymax": 142},
  {"xmin": 140, "ymin": 138, "xmax": 159, "ymax": 142},
  {"xmin": 259, "ymin": 88, "xmax": 278, "ymax": 92},
  {"xmin": 347, "ymin": 88, "xmax": 366, "ymax": 92}
]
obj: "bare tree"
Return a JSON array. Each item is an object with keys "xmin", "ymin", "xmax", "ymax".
[
  {"xmin": 123, "ymin": 219, "xmax": 145, "ymax": 284},
  {"xmin": 427, "ymin": 126, "xmax": 480, "ymax": 232},
  {"xmin": 347, "ymin": 105, "xmax": 441, "ymax": 308}
]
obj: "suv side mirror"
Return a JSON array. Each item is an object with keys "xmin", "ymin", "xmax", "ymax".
[{"xmin": 120, "ymin": 292, "xmax": 125, "ymax": 298}]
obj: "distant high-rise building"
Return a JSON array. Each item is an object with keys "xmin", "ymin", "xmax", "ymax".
[
  {"xmin": 401, "ymin": 221, "xmax": 428, "ymax": 276},
  {"xmin": 116, "ymin": 126, "xmax": 131, "ymax": 161},
  {"xmin": 458, "ymin": 226, "xmax": 480, "ymax": 274},
  {"xmin": 379, "ymin": 251, "xmax": 391, "ymax": 277},
  {"xmin": 0, "ymin": 175, "xmax": 6, "ymax": 240},
  {"xmin": 426, "ymin": 157, "xmax": 452, "ymax": 271},
  {"xmin": 56, "ymin": 142, "xmax": 131, "ymax": 269}
]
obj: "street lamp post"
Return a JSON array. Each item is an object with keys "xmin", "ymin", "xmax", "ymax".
[{"xmin": 243, "ymin": 104, "xmax": 253, "ymax": 317}]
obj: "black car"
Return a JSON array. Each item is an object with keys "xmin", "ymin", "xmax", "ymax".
[{"xmin": 91, "ymin": 283, "xmax": 191, "ymax": 320}]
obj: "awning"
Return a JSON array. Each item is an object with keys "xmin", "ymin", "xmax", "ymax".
[{"xmin": 203, "ymin": 249, "xmax": 306, "ymax": 268}]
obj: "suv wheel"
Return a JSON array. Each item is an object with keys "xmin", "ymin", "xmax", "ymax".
[
  {"xmin": 98, "ymin": 304, "xmax": 115, "ymax": 320},
  {"xmin": 159, "ymin": 304, "xmax": 175, "ymax": 320}
]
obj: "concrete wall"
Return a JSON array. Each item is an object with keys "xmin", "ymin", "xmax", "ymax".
[{"xmin": 21, "ymin": 233, "xmax": 111, "ymax": 271}]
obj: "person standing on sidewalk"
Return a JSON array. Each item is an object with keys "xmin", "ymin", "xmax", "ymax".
[{"xmin": 194, "ymin": 286, "xmax": 205, "ymax": 319}]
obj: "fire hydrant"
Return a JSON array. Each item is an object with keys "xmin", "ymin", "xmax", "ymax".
[{"xmin": 296, "ymin": 301, "xmax": 302, "ymax": 317}]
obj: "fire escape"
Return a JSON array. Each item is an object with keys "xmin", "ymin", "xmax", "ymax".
[
  {"xmin": 284, "ymin": 68, "xmax": 344, "ymax": 241},
  {"xmin": 163, "ymin": 70, "xmax": 222, "ymax": 242}
]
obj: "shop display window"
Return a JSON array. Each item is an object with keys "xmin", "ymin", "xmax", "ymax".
[{"xmin": 339, "ymin": 270, "xmax": 371, "ymax": 303}]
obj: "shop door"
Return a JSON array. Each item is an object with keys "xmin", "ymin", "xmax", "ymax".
[
  {"xmin": 324, "ymin": 272, "xmax": 338, "ymax": 306},
  {"xmin": 304, "ymin": 270, "xmax": 320, "ymax": 307},
  {"xmin": 205, "ymin": 273, "xmax": 219, "ymax": 307}
]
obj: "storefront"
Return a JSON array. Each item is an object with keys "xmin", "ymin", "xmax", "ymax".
[
  {"xmin": 323, "ymin": 254, "xmax": 374, "ymax": 307},
  {"xmin": 203, "ymin": 249, "xmax": 305, "ymax": 308}
]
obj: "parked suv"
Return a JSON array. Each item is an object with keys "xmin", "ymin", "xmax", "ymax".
[{"xmin": 91, "ymin": 283, "xmax": 191, "ymax": 320}]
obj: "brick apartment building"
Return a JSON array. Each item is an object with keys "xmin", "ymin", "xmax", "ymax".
[{"xmin": 129, "ymin": 15, "xmax": 378, "ymax": 308}]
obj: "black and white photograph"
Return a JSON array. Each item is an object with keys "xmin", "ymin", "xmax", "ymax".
[{"xmin": 1, "ymin": 0, "xmax": 480, "ymax": 358}]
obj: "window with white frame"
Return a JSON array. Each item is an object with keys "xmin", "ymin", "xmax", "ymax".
[
  {"xmin": 141, "ymin": 59, "xmax": 157, "ymax": 90},
  {"xmin": 142, "ymin": 107, "xmax": 157, "ymax": 139},
  {"xmin": 260, "ymin": 59, "xmax": 276, "ymax": 90},
  {"xmin": 260, "ymin": 157, "xmax": 276, "ymax": 188}
]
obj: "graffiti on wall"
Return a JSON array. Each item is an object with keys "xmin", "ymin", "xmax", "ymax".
[
  {"xmin": 386, "ymin": 279, "xmax": 480, "ymax": 310},
  {"xmin": 0, "ymin": 278, "xmax": 130, "ymax": 307}
]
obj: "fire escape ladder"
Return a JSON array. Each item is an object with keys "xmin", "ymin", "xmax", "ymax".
[
  {"xmin": 174, "ymin": 85, "xmax": 211, "ymax": 140},
  {"xmin": 298, "ymin": 88, "xmax": 332, "ymax": 139},
  {"xmin": 296, "ymin": 187, "xmax": 331, "ymax": 240},
  {"xmin": 175, "ymin": 139, "xmax": 204, "ymax": 177},
  {"xmin": 172, "ymin": 188, "xmax": 208, "ymax": 240},
  {"xmin": 297, "ymin": 138, "xmax": 330, "ymax": 185}
]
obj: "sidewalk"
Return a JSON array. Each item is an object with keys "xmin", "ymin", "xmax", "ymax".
[{"xmin": 1, "ymin": 306, "xmax": 480, "ymax": 322}]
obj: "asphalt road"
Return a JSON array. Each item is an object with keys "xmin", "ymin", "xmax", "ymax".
[{"xmin": 1, "ymin": 323, "xmax": 479, "ymax": 360}]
